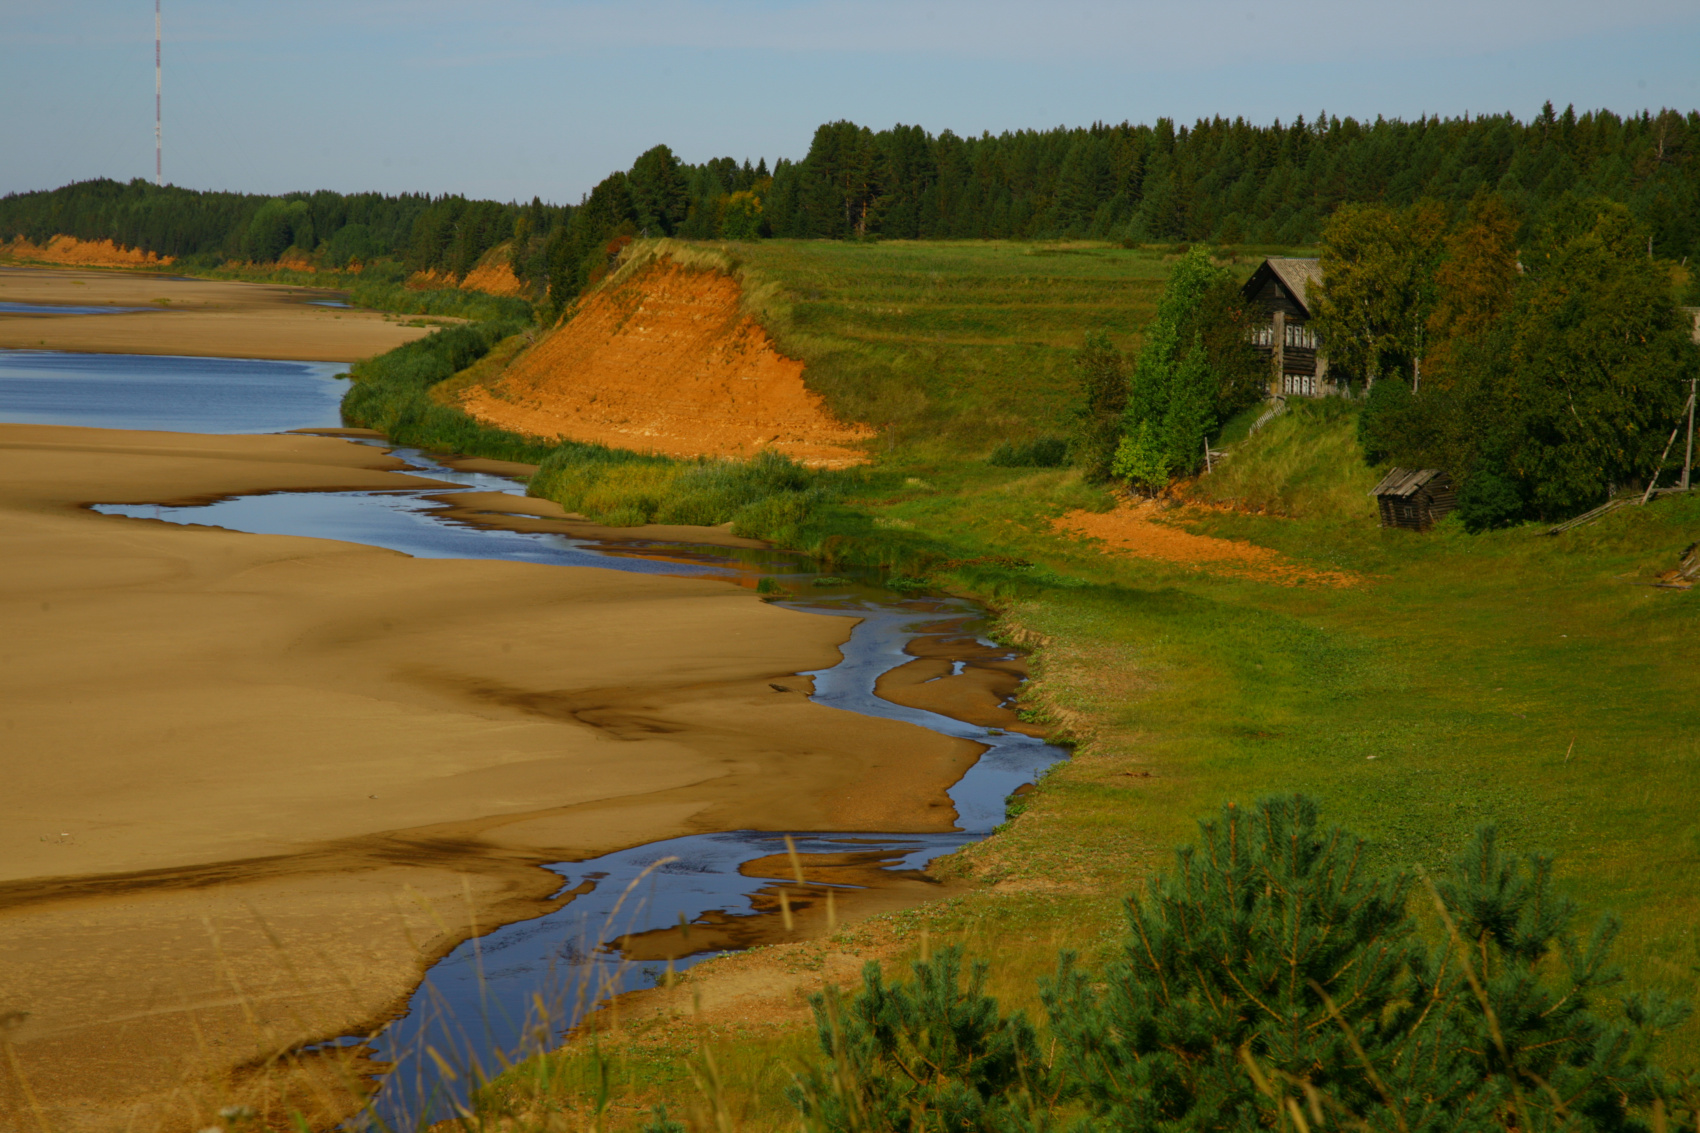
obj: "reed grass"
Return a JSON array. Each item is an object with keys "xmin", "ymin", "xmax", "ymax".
[{"xmin": 527, "ymin": 447, "xmax": 835, "ymax": 536}]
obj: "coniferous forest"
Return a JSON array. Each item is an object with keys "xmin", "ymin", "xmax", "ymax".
[{"xmin": 3, "ymin": 104, "xmax": 1698, "ymax": 307}]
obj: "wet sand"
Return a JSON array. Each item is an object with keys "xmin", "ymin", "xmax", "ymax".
[
  {"xmin": 0, "ymin": 267, "xmax": 432, "ymax": 361},
  {"xmin": 0, "ymin": 425, "xmax": 981, "ymax": 1131}
]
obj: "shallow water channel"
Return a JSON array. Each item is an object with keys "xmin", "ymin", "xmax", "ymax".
[
  {"xmin": 8, "ymin": 347, "xmax": 1065, "ymax": 1128},
  {"xmin": 96, "ymin": 446, "xmax": 1065, "ymax": 1128}
]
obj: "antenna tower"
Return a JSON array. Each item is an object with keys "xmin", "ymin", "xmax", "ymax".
[{"xmin": 154, "ymin": 0, "xmax": 162, "ymax": 186}]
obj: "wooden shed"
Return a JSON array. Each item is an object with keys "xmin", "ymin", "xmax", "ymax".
[
  {"xmin": 1242, "ymin": 257, "xmax": 1333, "ymax": 397},
  {"xmin": 1370, "ymin": 468, "xmax": 1456, "ymax": 530}
]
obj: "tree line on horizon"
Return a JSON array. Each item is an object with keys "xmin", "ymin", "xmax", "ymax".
[{"xmin": 2, "ymin": 103, "xmax": 1696, "ymax": 301}]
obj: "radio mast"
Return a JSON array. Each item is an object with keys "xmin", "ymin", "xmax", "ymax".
[{"xmin": 154, "ymin": 0, "xmax": 162, "ymax": 186}]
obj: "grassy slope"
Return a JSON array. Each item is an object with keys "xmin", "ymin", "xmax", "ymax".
[
  {"xmin": 725, "ymin": 239, "xmax": 1309, "ymax": 457},
  {"xmin": 446, "ymin": 241, "xmax": 1700, "ymax": 1127}
]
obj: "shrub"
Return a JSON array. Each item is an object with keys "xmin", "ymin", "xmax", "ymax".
[
  {"xmin": 791, "ymin": 948, "xmax": 1053, "ymax": 1133},
  {"xmin": 1110, "ymin": 421, "xmax": 1170, "ymax": 492},
  {"xmin": 1071, "ymin": 331, "xmax": 1129, "ymax": 481},
  {"xmin": 988, "ymin": 436, "xmax": 1070, "ymax": 468},
  {"xmin": 1042, "ymin": 795, "xmax": 1424, "ymax": 1131},
  {"xmin": 1456, "ymin": 466, "xmax": 1529, "ymax": 532},
  {"xmin": 528, "ymin": 446, "xmax": 832, "ymax": 537},
  {"xmin": 1358, "ymin": 374, "xmax": 1418, "ymax": 464},
  {"xmin": 730, "ymin": 490, "xmax": 821, "ymax": 540}
]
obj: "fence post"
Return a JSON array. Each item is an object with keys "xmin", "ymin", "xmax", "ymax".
[{"xmin": 1683, "ymin": 380, "xmax": 1696, "ymax": 492}]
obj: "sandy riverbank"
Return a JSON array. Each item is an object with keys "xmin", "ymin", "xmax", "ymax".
[
  {"xmin": 0, "ymin": 266, "xmax": 431, "ymax": 361},
  {"xmin": 0, "ymin": 425, "xmax": 983, "ymax": 1132}
]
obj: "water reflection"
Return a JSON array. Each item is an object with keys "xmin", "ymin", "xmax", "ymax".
[{"xmin": 0, "ymin": 349, "xmax": 346, "ymax": 433}]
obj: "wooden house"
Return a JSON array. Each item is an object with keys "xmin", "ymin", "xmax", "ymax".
[
  {"xmin": 1242, "ymin": 257, "xmax": 1333, "ymax": 397},
  {"xmin": 1370, "ymin": 467, "xmax": 1457, "ymax": 530}
]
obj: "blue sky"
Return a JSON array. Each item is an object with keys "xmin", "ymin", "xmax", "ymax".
[{"xmin": 4, "ymin": 0, "xmax": 1698, "ymax": 204}]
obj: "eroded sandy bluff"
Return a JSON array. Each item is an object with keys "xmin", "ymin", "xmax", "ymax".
[{"xmin": 453, "ymin": 255, "xmax": 874, "ymax": 467}]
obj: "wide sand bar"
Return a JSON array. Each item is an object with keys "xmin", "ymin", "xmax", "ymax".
[
  {"xmin": 0, "ymin": 425, "xmax": 978, "ymax": 1131},
  {"xmin": 0, "ymin": 266, "xmax": 432, "ymax": 361}
]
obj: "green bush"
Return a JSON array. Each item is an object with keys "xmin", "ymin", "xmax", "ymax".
[
  {"xmin": 989, "ymin": 436, "xmax": 1070, "ymax": 468},
  {"xmin": 1456, "ymin": 466, "xmax": 1529, "ymax": 532},
  {"xmin": 340, "ymin": 319, "xmax": 556, "ymax": 462},
  {"xmin": 1358, "ymin": 375, "xmax": 1417, "ymax": 464},
  {"xmin": 527, "ymin": 446, "xmax": 833, "ymax": 538},
  {"xmin": 1110, "ymin": 420, "xmax": 1171, "ymax": 491},
  {"xmin": 791, "ymin": 948, "xmax": 1053, "ymax": 1133},
  {"xmin": 346, "ymin": 277, "xmax": 533, "ymax": 322}
]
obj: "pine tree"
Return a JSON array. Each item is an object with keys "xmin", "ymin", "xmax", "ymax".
[
  {"xmin": 1039, "ymin": 797, "xmax": 1691, "ymax": 1132},
  {"xmin": 791, "ymin": 948, "xmax": 1053, "ymax": 1133}
]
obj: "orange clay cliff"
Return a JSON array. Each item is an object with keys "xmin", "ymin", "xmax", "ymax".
[{"xmin": 452, "ymin": 256, "xmax": 872, "ymax": 467}]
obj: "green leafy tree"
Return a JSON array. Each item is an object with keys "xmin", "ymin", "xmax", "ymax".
[
  {"xmin": 1312, "ymin": 202, "xmax": 1447, "ymax": 389},
  {"xmin": 1072, "ymin": 330, "xmax": 1129, "ymax": 481},
  {"xmin": 792, "ymin": 948, "xmax": 1054, "ymax": 1133},
  {"xmin": 719, "ymin": 190, "xmax": 764, "ymax": 240},
  {"xmin": 1494, "ymin": 203, "xmax": 1698, "ymax": 515},
  {"xmin": 243, "ymin": 198, "xmax": 312, "ymax": 262},
  {"xmin": 1415, "ymin": 202, "xmax": 1700, "ymax": 522},
  {"xmin": 1114, "ymin": 249, "xmax": 1237, "ymax": 490},
  {"xmin": 1423, "ymin": 194, "xmax": 1522, "ymax": 389}
]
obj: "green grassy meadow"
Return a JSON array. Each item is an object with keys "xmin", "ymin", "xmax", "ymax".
[
  {"xmin": 721, "ymin": 239, "xmax": 1311, "ymax": 457},
  {"xmin": 329, "ymin": 239, "xmax": 1700, "ymax": 1129}
]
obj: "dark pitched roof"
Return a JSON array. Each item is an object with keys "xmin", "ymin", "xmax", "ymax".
[
  {"xmin": 1241, "ymin": 257, "xmax": 1324, "ymax": 317},
  {"xmin": 1267, "ymin": 258, "xmax": 1322, "ymax": 310},
  {"xmin": 1369, "ymin": 467, "xmax": 1447, "ymax": 498}
]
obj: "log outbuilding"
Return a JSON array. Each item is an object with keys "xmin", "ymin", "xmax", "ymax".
[
  {"xmin": 1370, "ymin": 467, "xmax": 1457, "ymax": 530},
  {"xmin": 1242, "ymin": 257, "xmax": 1333, "ymax": 398}
]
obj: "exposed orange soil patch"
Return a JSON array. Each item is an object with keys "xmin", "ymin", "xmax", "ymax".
[
  {"xmin": 455, "ymin": 257, "xmax": 874, "ymax": 466},
  {"xmin": 460, "ymin": 258, "xmax": 527, "ymax": 296},
  {"xmin": 0, "ymin": 234, "xmax": 172, "ymax": 267},
  {"xmin": 407, "ymin": 262, "xmax": 525, "ymax": 296},
  {"xmin": 1056, "ymin": 498, "xmax": 1362, "ymax": 587}
]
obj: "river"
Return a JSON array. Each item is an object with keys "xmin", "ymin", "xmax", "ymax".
[{"xmin": 3, "ymin": 346, "xmax": 1065, "ymax": 1129}]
